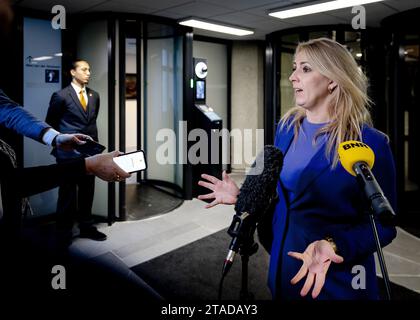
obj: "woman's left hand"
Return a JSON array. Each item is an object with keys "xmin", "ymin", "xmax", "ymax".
[{"xmin": 288, "ymin": 240, "xmax": 344, "ymax": 299}]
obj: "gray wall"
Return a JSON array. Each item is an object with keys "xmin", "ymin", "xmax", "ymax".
[{"xmin": 231, "ymin": 41, "xmax": 264, "ymax": 172}]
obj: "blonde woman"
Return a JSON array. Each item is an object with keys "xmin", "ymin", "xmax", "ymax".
[{"xmin": 198, "ymin": 38, "xmax": 397, "ymax": 300}]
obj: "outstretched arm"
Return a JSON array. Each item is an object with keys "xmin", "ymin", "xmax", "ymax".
[
  {"xmin": 0, "ymin": 89, "xmax": 50, "ymax": 142},
  {"xmin": 288, "ymin": 240, "xmax": 344, "ymax": 299},
  {"xmin": 2, "ymin": 150, "xmax": 131, "ymax": 198}
]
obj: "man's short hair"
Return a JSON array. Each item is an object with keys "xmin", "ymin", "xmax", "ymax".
[{"xmin": 71, "ymin": 59, "xmax": 88, "ymax": 70}]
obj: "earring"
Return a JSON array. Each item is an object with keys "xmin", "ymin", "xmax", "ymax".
[{"xmin": 328, "ymin": 87, "xmax": 333, "ymax": 94}]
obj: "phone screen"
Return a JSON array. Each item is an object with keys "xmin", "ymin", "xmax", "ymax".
[{"xmin": 113, "ymin": 150, "xmax": 147, "ymax": 173}]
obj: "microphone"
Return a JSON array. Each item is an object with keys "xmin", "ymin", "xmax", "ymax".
[
  {"xmin": 338, "ymin": 140, "xmax": 396, "ymax": 226},
  {"xmin": 223, "ymin": 145, "xmax": 283, "ymax": 276}
]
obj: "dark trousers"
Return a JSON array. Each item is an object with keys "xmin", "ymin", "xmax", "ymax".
[{"xmin": 56, "ymin": 159, "xmax": 95, "ymax": 231}]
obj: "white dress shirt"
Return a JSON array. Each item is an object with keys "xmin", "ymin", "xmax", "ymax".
[{"xmin": 71, "ymin": 82, "xmax": 88, "ymax": 108}]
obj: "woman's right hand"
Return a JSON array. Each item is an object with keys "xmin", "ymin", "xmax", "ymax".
[{"xmin": 197, "ymin": 170, "xmax": 240, "ymax": 208}]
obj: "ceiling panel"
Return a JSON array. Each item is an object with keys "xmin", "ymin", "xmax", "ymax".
[
  {"xmin": 384, "ymin": 0, "xmax": 420, "ymax": 12},
  {"xmin": 13, "ymin": 0, "xmax": 420, "ymax": 40},
  {"xmin": 151, "ymin": 10, "xmax": 185, "ymax": 20},
  {"xmin": 326, "ymin": 2, "xmax": 398, "ymax": 19},
  {"xmin": 247, "ymin": 17, "xmax": 298, "ymax": 30},
  {"xmin": 153, "ymin": 2, "xmax": 234, "ymax": 18},
  {"xmin": 201, "ymin": 0, "xmax": 289, "ymax": 11},
  {"xmin": 85, "ymin": 2, "xmax": 156, "ymax": 14},
  {"xmin": 210, "ymin": 12, "xmax": 269, "ymax": 25},
  {"xmin": 118, "ymin": 0, "xmax": 193, "ymax": 9},
  {"xmin": 18, "ymin": 0, "xmax": 109, "ymax": 13}
]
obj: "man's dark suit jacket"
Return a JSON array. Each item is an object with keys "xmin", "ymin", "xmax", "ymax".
[{"xmin": 45, "ymin": 85, "xmax": 100, "ymax": 159}]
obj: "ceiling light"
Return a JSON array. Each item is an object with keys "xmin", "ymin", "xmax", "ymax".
[
  {"xmin": 356, "ymin": 53, "xmax": 362, "ymax": 57},
  {"xmin": 269, "ymin": 0, "xmax": 385, "ymax": 19},
  {"xmin": 178, "ymin": 18, "xmax": 254, "ymax": 36},
  {"xmin": 32, "ymin": 56, "xmax": 53, "ymax": 61}
]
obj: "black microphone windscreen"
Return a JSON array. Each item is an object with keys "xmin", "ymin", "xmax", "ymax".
[{"xmin": 234, "ymin": 145, "xmax": 283, "ymax": 218}]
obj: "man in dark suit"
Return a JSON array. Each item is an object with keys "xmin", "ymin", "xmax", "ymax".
[{"xmin": 46, "ymin": 60, "xmax": 106, "ymax": 241}]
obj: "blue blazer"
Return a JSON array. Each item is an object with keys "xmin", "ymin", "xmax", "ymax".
[
  {"xmin": 45, "ymin": 85, "xmax": 100, "ymax": 159},
  {"xmin": 268, "ymin": 120, "xmax": 397, "ymax": 300},
  {"xmin": 0, "ymin": 89, "xmax": 50, "ymax": 142}
]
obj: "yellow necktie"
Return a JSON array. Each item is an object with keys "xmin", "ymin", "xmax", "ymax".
[{"xmin": 79, "ymin": 90, "xmax": 87, "ymax": 111}]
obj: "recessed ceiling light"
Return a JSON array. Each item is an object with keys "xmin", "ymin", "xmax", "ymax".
[
  {"xmin": 178, "ymin": 18, "xmax": 254, "ymax": 36},
  {"xmin": 269, "ymin": 0, "xmax": 385, "ymax": 19}
]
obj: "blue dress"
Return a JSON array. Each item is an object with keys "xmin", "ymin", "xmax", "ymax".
[{"xmin": 268, "ymin": 118, "xmax": 397, "ymax": 300}]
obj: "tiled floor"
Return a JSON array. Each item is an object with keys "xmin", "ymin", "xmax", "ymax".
[
  {"xmin": 70, "ymin": 175, "xmax": 420, "ymax": 296},
  {"xmin": 377, "ymin": 228, "xmax": 420, "ymax": 294}
]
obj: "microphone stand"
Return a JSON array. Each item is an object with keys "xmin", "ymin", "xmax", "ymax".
[
  {"xmin": 219, "ymin": 213, "xmax": 259, "ymax": 300},
  {"xmin": 353, "ymin": 163, "xmax": 394, "ymax": 300},
  {"xmin": 239, "ymin": 235, "xmax": 258, "ymax": 301},
  {"xmin": 367, "ymin": 211, "xmax": 392, "ymax": 300}
]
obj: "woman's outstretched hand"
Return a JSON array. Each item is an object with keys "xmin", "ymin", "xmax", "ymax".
[
  {"xmin": 288, "ymin": 240, "xmax": 344, "ymax": 299},
  {"xmin": 197, "ymin": 170, "xmax": 240, "ymax": 208}
]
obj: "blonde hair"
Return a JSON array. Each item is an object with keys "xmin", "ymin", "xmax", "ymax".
[{"xmin": 281, "ymin": 37, "xmax": 373, "ymax": 167}]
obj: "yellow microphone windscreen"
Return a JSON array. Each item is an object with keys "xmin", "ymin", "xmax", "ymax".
[{"xmin": 338, "ymin": 141, "xmax": 375, "ymax": 176}]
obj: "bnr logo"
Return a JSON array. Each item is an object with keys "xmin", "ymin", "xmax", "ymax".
[
  {"xmin": 51, "ymin": 5, "xmax": 66, "ymax": 30},
  {"xmin": 343, "ymin": 142, "xmax": 369, "ymax": 150}
]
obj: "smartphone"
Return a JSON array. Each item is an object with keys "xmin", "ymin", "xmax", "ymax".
[
  {"xmin": 113, "ymin": 150, "xmax": 147, "ymax": 173},
  {"xmin": 75, "ymin": 139, "xmax": 106, "ymax": 156}
]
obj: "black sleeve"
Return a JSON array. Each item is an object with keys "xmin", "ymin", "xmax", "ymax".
[
  {"xmin": 3, "ymin": 158, "xmax": 87, "ymax": 198},
  {"xmin": 45, "ymin": 92, "xmax": 63, "ymax": 130},
  {"xmin": 96, "ymin": 92, "xmax": 100, "ymax": 117}
]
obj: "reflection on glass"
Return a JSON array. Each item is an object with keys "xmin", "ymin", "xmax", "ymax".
[
  {"xmin": 280, "ymin": 52, "xmax": 295, "ymax": 117},
  {"xmin": 281, "ymin": 34, "xmax": 299, "ymax": 50},
  {"xmin": 402, "ymin": 34, "xmax": 420, "ymax": 192},
  {"xmin": 145, "ymin": 23, "xmax": 183, "ymax": 188},
  {"xmin": 345, "ymin": 31, "xmax": 362, "ymax": 65},
  {"xmin": 309, "ymin": 31, "xmax": 331, "ymax": 40}
]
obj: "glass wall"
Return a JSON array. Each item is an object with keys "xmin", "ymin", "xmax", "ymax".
[
  {"xmin": 401, "ymin": 34, "xmax": 420, "ymax": 193},
  {"xmin": 278, "ymin": 34, "xmax": 298, "ymax": 118},
  {"xmin": 145, "ymin": 22, "xmax": 183, "ymax": 189}
]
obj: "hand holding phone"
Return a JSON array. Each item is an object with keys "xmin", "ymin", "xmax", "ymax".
[
  {"xmin": 113, "ymin": 150, "xmax": 147, "ymax": 173},
  {"xmin": 75, "ymin": 140, "xmax": 106, "ymax": 156}
]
